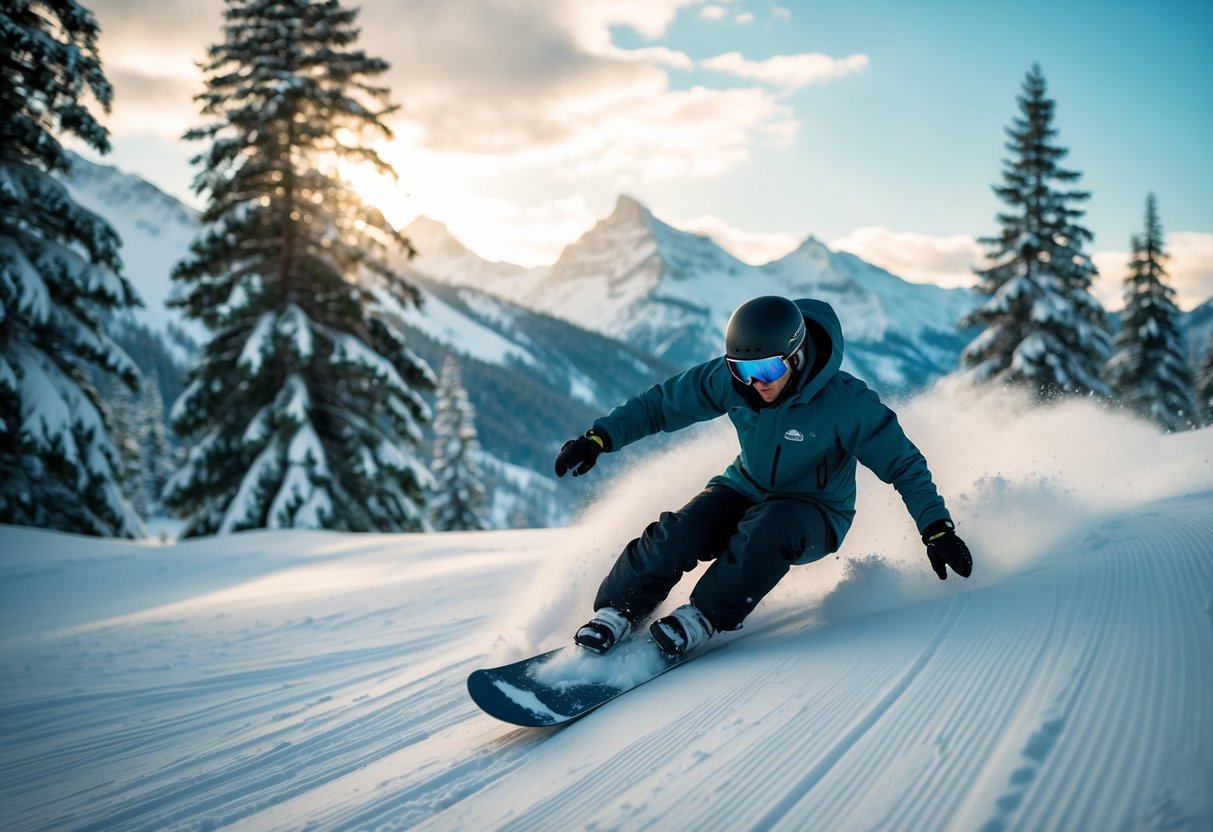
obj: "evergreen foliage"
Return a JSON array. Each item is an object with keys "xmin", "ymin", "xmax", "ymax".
[
  {"xmin": 0, "ymin": 0, "xmax": 144, "ymax": 536},
  {"xmin": 106, "ymin": 315, "xmax": 190, "ymax": 414},
  {"xmin": 1104, "ymin": 195, "xmax": 1195, "ymax": 430},
  {"xmin": 164, "ymin": 0, "xmax": 434, "ymax": 536},
  {"xmin": 1194, "ymin": 334, "xmax": 1213, "ymax": 427},
  {"xmin": 103, "ymin": 377, "xmax": 144, "ymax": 517},
  {"xmin": 430, "ymin": 355, "xmax": 490, "ymax": 531},
  {"xmin": 137, "ymin": 371, "xmax": 174, "ymax": 514},
  {"xmin": 960, "ymin": 64, "xmax": 1111, "ymax": 400}
]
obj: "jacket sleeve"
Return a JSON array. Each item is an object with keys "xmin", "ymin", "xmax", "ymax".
[
  {"xmin": 838, "ymin": 381, "xmax": 951, "ymax": 533},
  {"xmin": 592, "ymin": 358, "xmax": 732, "ymax": 451}
]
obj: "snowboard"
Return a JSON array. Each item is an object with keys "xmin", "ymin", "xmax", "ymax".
[{"xmin": 467, "ymin": 635, "xmax": 718, "ymax": 727}]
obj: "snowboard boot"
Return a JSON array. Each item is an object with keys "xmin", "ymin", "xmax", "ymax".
[
  {"xmin": 650, "ymin": 604, "xmax": 715, "ymax": 656},
  {"xmin": 575, "ymin": 607, "xmax": 633, "ymax": 654}
]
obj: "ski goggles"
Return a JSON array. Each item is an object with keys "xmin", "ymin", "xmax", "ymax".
[{"xmin": 727, "ymin": 354, "xmax": 791, "ymax": 385}]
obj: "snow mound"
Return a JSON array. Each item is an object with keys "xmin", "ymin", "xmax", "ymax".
[{"xmin": 818, "ymin": 554, "xmax": 907, "ymax": 622}]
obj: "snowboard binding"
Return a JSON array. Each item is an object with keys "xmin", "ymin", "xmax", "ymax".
[{"xmin": 574, "ymin": 607, "xmax": 633, "ymax": 654}]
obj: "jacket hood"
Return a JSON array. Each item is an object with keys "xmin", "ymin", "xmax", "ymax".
[{"xmin": 790, "ymin": 298, "xmax": 844, "ymax": 401}]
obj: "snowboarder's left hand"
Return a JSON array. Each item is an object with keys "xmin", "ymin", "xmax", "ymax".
[{"xmin": 922, "ymin": 520, "xmax": 972, "ymax": 580}]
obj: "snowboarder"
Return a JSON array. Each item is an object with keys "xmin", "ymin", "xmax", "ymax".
[{"xmin": 555, "ymin": 295, "xmax": 973, "ymax": 656}]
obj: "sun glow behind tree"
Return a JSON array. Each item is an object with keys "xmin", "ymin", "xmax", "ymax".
[{"xmin": 164, "ymin": 0, "xmax": 434, "ymax": 537}]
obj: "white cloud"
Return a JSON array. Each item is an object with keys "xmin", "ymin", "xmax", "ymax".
[
  {"xmin": 1091, "ymin": 251, "xmax": 1130, "ymax": 311},
  {"xmin": 1168, "ymin": 232, "xmax": 1213, "ymax": 309},
  {"xmin": 84, "ymin": 0, "xmax": 808, "ymax": 268},
  {"xmin": 103, "ymin": 68, "xmax": 200, "ymax": 140},
  {"xmin": 772, "ymin": 6, "xmax": 792, "ymax": 20},
  {"xmin": 829, "ymin": 227, "xmax": 1213, "ymax": 310},
  {"xmin": 88, "ymin": 0, "xmax": 220, "ymax": 140},
  {"xmin": 1093, "ymin": 232, "xmax": 1213, "ymax": 312},
  {"xmin": 92, "ymin": 0, "xmax": 829, "ymax": 194},
  {"xmin": 663, "ymin": 213, "xmax": 801, "ymax": 264},
  {"xmin": 341, "ymin": 0, "xmax": 799, "ymax": 182},
  {"xmin": 702, "ymin": 51, "xmax": 870, "ymax": 91},
  {"xmin": 572, "ymin": 0, "xmax": 705, "ymax": 42},
  {"xmin": 693, "ymin": 1, "xmax": 755, "ymax": 25},
  {"xmin": 342, "ymin": 136, "xmax": 599, "ymax": 267},
  {"xmin": 550, "ymin": 85, "xmax": 795, "ymax": 181},
  {"xmin": 442, "ymin": 195, "xmax": 599, "ymax": 268},
  {"xmin": 830, "ymin": 227, "xmax": 984, "ymax": 288},
  {"xmin": 606, "ymin": 45, "xmax": 696, "ymax": 70}
]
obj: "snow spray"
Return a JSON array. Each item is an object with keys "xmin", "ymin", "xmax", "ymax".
[{"xmin": 492, "ymin": 382, "xmax": 1213, "ymax": 660}]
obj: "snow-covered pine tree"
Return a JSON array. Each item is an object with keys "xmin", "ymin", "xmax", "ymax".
[
  {"xmin": 164, "ymin": 0, "xmax": 434, "ymax": 536},
  {"xmin": 1194, "ymin": 334, "xmax": 1213, "ymax": 427},
  {"xmin": 0, "ymin": 0, "xmax": 144, "ymax": 536},
  {"xmin": 103, "ymin": 377, "xmax": 145, "ymax": 518},
  {"xmin": 137, "ymin": 371, "xmax": 174, "ymax": 514},
  {"xmin": 430, "ymin": 355, "xmax": 490, "ymax": 532},
  {"xmin": 959, "ymin": 64, "xmax": 1111, "ymax": 400},
  {"xmin": 1104, "ymin": 195, "xmax": 1195, "ymax": 431}
]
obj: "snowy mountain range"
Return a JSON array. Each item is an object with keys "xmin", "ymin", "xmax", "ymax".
[
  {"xmin": 407, "ymin": 196, "xmax": 979, "ymax": 391},
  {"xmin": 57, "ymin": 154, "xmax": 1212, "ymax": 528},
  {"xmin": 61, "ymin": 153, "xmax": 202, "ymax": 349},
  {"xmin": 62, "ymin": 154, "xmax": 1213, "ymax": 397}
]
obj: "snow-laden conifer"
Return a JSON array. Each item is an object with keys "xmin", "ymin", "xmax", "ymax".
[
  {"xmin": 103, "ymin": 378, "xmax": 144, "ymax": 517},
  {"xmin": 430, "ymin": 355, "xmax": 490, "ymax": 532},
  {"xmin": 164, "ymin": 0, "xmax": 434, "ymax": 536},
  {"xmin": 0, "ymin": 0, "xmax": 144, "ymax": 536},
  {"xmin": 1104, "ymin": 195, "xmax": 1194, "ymax": 431},
  {"xmin": 137, "ymin": 372, "xmax": 174, "ymax": 514},
  {"xmin": 960, "ymin": 65, "xmax": 1110, "ymax": 400},
  {"xmin": 1194, "ymin": 334, "xmax": 1213, "ymax": 427}
]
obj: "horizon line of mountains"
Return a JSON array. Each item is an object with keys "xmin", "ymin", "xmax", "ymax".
[{"xmin": 60, "ymin": 153, "xmax": 1213, "ymax": 527}]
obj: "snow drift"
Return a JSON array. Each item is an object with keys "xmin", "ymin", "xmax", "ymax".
[{"xmin": 1, "ymin": 385, "xmax": 1211, "ymax": 831}]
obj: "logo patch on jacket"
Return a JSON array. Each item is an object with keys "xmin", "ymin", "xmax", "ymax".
[{"xmin": 784, "ymin": 429, "xmax": 805, "ymax": 442}]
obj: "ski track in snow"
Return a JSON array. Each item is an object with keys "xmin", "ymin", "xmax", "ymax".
[{"xmin": 2, "ymin": 494, "xmax": 1212, "ymax": 831}]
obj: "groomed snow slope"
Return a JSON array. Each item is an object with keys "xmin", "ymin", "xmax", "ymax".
[{"xmin": 2, "ymin": 387, "xmax": 1212, "ymax": 832}]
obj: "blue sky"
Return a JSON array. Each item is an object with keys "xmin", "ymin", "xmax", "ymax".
[
  {"xmin": 85, "ymin": 0, "xmax": 1212, "ymax": 308},
  {"xmin": 658, "ymin": 2, "xmax": 1210, "ymax": 231},
  {"xmin": 642, "ymin": 1, "xmax": 1213, "ymax": 249}
]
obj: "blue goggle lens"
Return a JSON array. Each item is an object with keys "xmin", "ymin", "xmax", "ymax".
[{"xmin": 728, "ymin": 355, "xmax": 789, "ymax": 385}]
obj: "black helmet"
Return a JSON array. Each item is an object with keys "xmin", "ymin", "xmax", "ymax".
[{"xmin": 725, "ymin": 296, "xmax": 806, "ymax": 360}]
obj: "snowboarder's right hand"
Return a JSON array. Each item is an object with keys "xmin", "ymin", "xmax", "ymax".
[
  {"xmin": 922, "ymin": 520, "xmax": 973, "ymax": 580},
  {"xmin": 555, "ymin": 430, "xmax": 607, "ymax": 478}
]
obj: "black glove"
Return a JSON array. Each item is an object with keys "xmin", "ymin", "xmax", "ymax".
[
  {"xmin": 922, "ymin": 519, "xmax": 973, "ymax": 580},
  {"xmin": 554, "ymin": 429, "xmax": 608, "ymax": 478}
]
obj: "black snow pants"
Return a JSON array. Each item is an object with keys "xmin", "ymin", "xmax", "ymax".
[{"xmin": 594, "ymin": 484, "xmax": 832, "ymax": 631}]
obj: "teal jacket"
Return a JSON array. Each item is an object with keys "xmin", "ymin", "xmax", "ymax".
[{"xmin": 592, "ymin": 299, "xmax": 951, "ymax": 559}]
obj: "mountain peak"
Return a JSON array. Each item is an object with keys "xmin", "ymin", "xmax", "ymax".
[
  {"xmin": 404, "ymin": 215, "xmax": 475, "ymax": 262},
  {"xmin": 404, "ymin": 214, "xmax": 452, "ymax": 237},
  {"xmin": 63, "ymin": 151, "xmax": 197, "ymax": 225},
  {"xmin": 789, "ymin": 234, "xmax": 830, "ymax": 256},
  {"xmin": 607, "ymin": 194, "xmax": 654, "ymax": 227}
]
